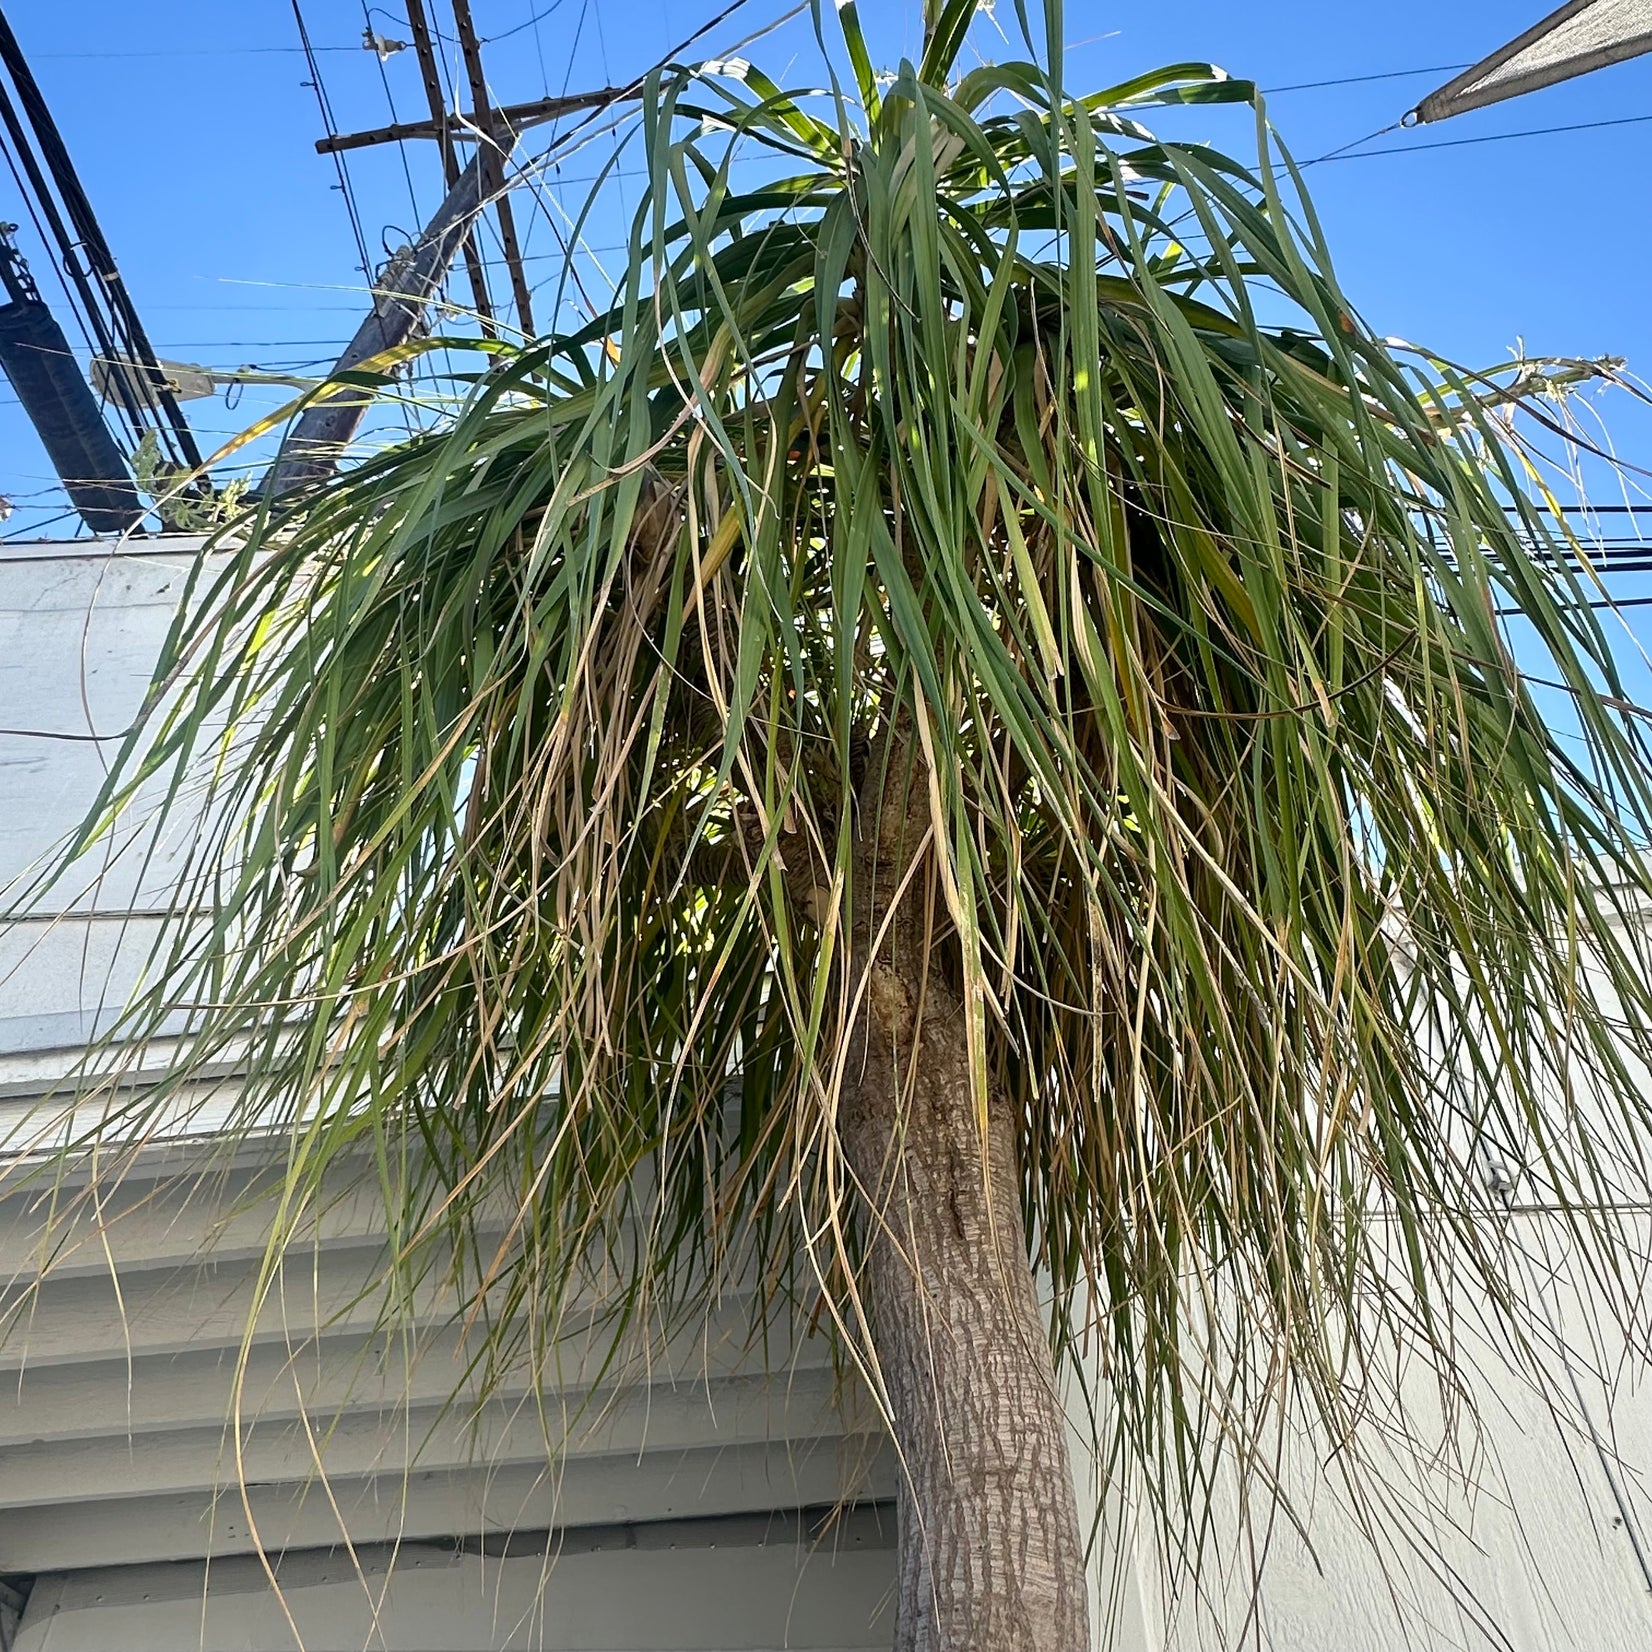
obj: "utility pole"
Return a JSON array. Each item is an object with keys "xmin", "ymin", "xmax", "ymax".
[
  {"xmin": 270, "ymin": 24, "xmax": 633, "ymax": 495},
  {"xmin": 265, "ymin": 152, "xmax": 484, "ymax": 497},
  {"xmin": 450, "ymin": 0, "xmax": 535, "ymax": 336},
  {"xmin": 272, "ymin": 0, "xmax": 741, "ymax": 494},
  {"xmin": 401, "ymin": 0, "xmax": 496, "ymax": 334},
  {"xmin": 266, "ymin": 4, "xmax": 629, "ymax": 496},
  {"xmin": 314, "ymin": 84, "xmax": 623, "ymax": 156},
  {"xmin": 312, "ymin": 4, "xmax": 644, "ymax": 352}
]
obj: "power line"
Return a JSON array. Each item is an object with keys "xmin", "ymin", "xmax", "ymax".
[
  {"xmin": 33, "ymin": 45, "xmax": 356, "ymax": 58},
  {"xmin": 29, "ymin": 4, "xmax": 570, "ymax": 56},
  {"xmin": 1500, "ymin": 593, "xmax": 1652, "ymax": 616},
  {"xmin": 453, "ymin": 0, "xmax": 538, "ymax": 334},
  {"xmin": 0, "ymin": 10, "xmax": 203, "ymax": 511},
  {"xmin": 360, "ymin": 0, "xmax": 430, "ymax": 438},
  {"xmin": 502, "ymin": 0, "xmax": 596, "ymax": 326},
  {"xmin": 362, "ymin": 0, "xmax": 426, "ymax": 226},
  {"xmin": 0, "ymin": 102, "xmax": 94, "ymax": 358},
  {"xmin": 143, "ymin": 302, "xmax": 369, "ymax": 312},
  {"xmin": 1263, "ymin": 63, "xmax": 1470, "ymax": 95},
  {"xmin": 0, "ymin": 46, "xmax": 153, "ymax": 449},
  {"xmin": 290, "ymin": 0, "xmax": 374, "ymax": 284},
  {"xmin": 484, "ymin": 1, "xmax": 573, "ymax": 47},
  {"xmin": 1318, "ymin": 110, "xmax": 1652, "ymax": 162},
  {"xmin": 144, "ymin": 338, "xmax": 353, "ymax": 349}
]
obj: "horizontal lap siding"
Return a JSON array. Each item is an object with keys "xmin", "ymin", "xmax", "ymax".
[
  {"xmin": 0, "ymin": 543, "xmax": 878, "ymax": 1614},
  {"xmin": 15, "ymin": 1515, "xmax": 898, "ymax": 1651}
]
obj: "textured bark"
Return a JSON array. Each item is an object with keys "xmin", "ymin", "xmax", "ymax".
[{"xmin": 840, "ymin": 752, "xmax": 1090, "ymax": 1652}]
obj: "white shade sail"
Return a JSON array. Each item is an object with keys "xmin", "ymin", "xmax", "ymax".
[{"xmin": 1413, "ymin": 0, "xmax": 1652, "ymax": 122}]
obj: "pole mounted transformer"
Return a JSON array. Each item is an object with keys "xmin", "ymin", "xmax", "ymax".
[
  {"xmin": 0, "ymin": 225, "xmax": 141, "ymax": 534},
  {"xmin": 1412, "ymin": 0, "xmax": 1652, "ymax": 123},
  {"xmin": 0, "ymin": 6, "xmax": 202, "ymax": 536}
]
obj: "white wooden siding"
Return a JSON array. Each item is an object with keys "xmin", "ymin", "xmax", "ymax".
[
  {"xmin": 15, "ymin": 1514, "xmax": 898, "ymax": 1652},
  {"xmin": 0, "ymin": 538, "xmax": 895, "ymax": 1650}
]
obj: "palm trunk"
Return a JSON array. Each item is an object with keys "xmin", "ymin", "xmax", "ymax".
[{"xmin": 841, "ymin": 771, "xmax": 1090, "ymax": 1651}]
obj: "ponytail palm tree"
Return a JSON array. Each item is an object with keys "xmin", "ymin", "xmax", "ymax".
[{"xmin": 70, "ymin": 2, "xmax": 1652, "ymax": 1646}]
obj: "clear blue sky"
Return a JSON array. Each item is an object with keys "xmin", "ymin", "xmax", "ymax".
[{"xmin": 5, "ymin": 0, "xmax": 1651, "ymax": 611}]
